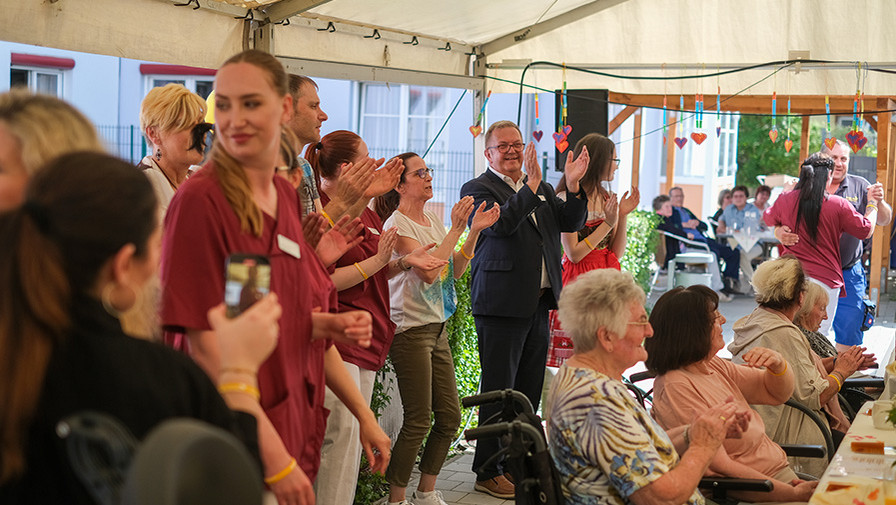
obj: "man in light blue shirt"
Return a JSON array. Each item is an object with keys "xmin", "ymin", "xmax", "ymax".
[{"xmin": 717, "ymin": 185, "xmax": 765, "ymax": 284}]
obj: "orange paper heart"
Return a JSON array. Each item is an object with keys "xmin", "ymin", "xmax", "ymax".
[
  {"xmin": 824, "ymin": 137, "xmax": 837, "ymax": 150},
  {"xmin": 690, "ymin": 132, "xmax": 707, "ymax": 145},
  {"xmin": 469, "ymin": 125, "xmax": 482, "ymax": 138},
  {"xmin": 784, "ymin": 139, "xmax": 793, "ymax": 152},
  {"xmin": 769, "ymin": 129, "xmax": 778, "ymax": 143},
  {"xmin": 556, "ymin": 140, "xmax": 569, "ymax": 153}
]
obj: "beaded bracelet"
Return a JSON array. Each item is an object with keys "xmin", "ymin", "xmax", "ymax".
[{"xmin": 264, "ymin": 458, "xmax": 298, "ymax": 486}]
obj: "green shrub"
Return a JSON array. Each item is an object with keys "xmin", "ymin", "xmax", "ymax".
[{"xmin": 620, "ymin": 210, "xmax": 661, "ymax": 293}]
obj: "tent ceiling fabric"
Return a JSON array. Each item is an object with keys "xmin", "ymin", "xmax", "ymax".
[{"xmin": 3, "ymin": 0, "xmax": 895, "ymax": 101}]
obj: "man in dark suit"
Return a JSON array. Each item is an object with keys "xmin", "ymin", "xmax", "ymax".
[{"xmin": 460, "ymin": 120, "xmax": 589, "ymax": 498}]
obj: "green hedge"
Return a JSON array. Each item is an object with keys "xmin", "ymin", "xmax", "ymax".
[{"xmin": 619, "ymin": 210, "xmax": 661, "ymax": 294}]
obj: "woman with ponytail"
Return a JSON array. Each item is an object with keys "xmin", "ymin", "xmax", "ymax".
[
  {"xmin": 0, "ymin": 152, "xmax": 279, "ymax": 503},
  {"xmin": 159, "ymin": 50, "xmax": 390, "ymax": 505},
  {"xmin": 304, "ymin": 131, "xmax": 446, "ymax": 505},
  {"xmin": 764, "ymin": 153, "xmax": 876, "ymax": 335}
]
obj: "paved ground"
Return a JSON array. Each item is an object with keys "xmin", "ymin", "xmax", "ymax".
[{"xmin": 407, "ymin": 270, "xmax": 896, "ymax": 505}]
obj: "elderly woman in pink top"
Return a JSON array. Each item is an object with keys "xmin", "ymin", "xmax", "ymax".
[{"xmin": 646, "ymin": 285, "xmax": 818, "ymax": 503}]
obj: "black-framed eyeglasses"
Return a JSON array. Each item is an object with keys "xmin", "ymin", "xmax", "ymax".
[
  {"xmin": 613, "ymin": 158, "xmax": 621, "ymax": 164},
  {"xmin": 411, "ymin": 167, "xmax": 433, "ymax": 179},
  {"xmin": 486, "ymin": 142, "xmax": 525, "ymax": 153}
]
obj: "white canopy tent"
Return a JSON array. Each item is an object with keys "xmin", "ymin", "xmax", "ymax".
[{"xmin": 4, "ymin": 0, "xmax": 896, "ymax": 295}]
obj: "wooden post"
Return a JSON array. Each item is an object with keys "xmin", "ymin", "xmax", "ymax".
[
  {"xmin": 800, "ymin": 115, "xmax": 811, "ymax": 162},
  {"xmin": 609, "ymin": 105, "xmax": 639, "ymax": 135},
  {"xmin": 665, "ymin": 115, "xmax": 677, "ymax": 191},
  {"xmin": 632, "ymin": 111, "xmax": 642, "ymax": 187},
  {"xmin": 869, "ymin": 100, "xmax": 893, "ymax": 303}
]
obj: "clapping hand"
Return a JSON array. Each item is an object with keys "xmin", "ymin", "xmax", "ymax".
[
  {"xmin": 523, "ymin": 142, "xmax": 542, "ymax": 194},
  {"xmin": 315, "ymin": 215, "xmax": 365, "ymax": 266},
  {"xmin": 450, "ymin": 196, "xmax": 475, "ymax": 232},
  {"xmin": 619, "ymin": 187, "xmax": 640, "ymax": 216},
  {"xmin": 364, "ymin": 157, "xmax": 404, "ymax": 199},
  {"xmin": 562, "ymin": 146, "xmax": 590, "ymax": 193},
  {"xmin": 301, "ymin": 212, "xmax": 328, "ymax": 249},
  {"xmin": 403, "ymin": 243, "xmax": 448, "ymax": 271},
  {"xmin": 311, "ymin": 308, "xmax": 372, "ymax": 347},
  {"xmin": 470, "ymin": 201, "xmax": 500, "ymax": 232}
]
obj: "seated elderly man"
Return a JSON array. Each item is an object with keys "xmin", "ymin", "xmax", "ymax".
[{"xmin": 545, "ymin": 268, "xmax": 746, "ymax": 504}]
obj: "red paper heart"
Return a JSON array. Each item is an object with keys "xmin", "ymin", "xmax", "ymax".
[
  {"xmin": 716, "ymin": 126, "xmax": 721, "ymax": 137},
  {"xmin": 674, "ymin": 137, "xmax": 688, "ymax": 149},
  {"xmin": 846, "ymin": 130, "xmax": 866, "ymax": 153},
  {"xmin": 854, "ymin": 136, "xmax": 868, "ymax": 151},
  {"xmin": 784, "ymin": 139, "xmax": 793, "ymax": 152},
  {"xmin": 555, "ymin": 140, "xmax": 569, "ymax": 153},
  {"xmin": 469, "ymin": 125, "xmax": 482, "ymax": 138},
  {"xmin": 533, "ymin": 130, "xmax": 544, "ymax": 142},
  {"xmin": 552, "ymin": 131, "xmax": 567, "ymax": 143},
  {"xmin": 690, "ymin": 132, "xmax": 707, "ymax": 145},
  {"xmin": 769, "ymin": 129, "xmax": 778, "ymax": 143},
  {"xmin": 562, "ymin": 124, "xmax": 572, "ymax": 136},
  {"xmin": 824, "ymin": 137, "xmax": 837, "ymax": 150}
]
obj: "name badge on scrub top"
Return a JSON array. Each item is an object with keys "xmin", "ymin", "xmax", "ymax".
[
  {"xmin": 367, "ymin": 227, "xmax": 380, "ymax": 235},
  {"xmin": 277, "ymin": 234, "xmax": 301, "ymax": 259}
]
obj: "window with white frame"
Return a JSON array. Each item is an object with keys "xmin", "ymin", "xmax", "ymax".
[
  {"xmin": 716, "ymin": 113, "xmax": 739, "ymax": 178},
  {"xmin": 359, "ymin": 83, "xmax": 449, "ymax": 156},
  {"xmin": 146, "ymin": 76, "xmax": 214, "ymax": 99},
  {"xmin": 10, "ymin": 67, "xmax": 63, "ymax": 97}
]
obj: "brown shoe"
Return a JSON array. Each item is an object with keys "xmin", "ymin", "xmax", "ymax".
[{"xmin": 474, "ymin": 474, "xmax": 515, "ymax": 499}]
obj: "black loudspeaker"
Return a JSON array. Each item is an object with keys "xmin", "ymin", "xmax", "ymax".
[{"xmin": 553, "ymin": 89, "xmax": 608, "ymax": 172}]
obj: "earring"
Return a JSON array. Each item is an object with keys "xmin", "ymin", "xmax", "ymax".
[
  {"xmin": 155, "ymin": 148, "xmax": 162, "ymax": 161},
  {"xmin": 101, "ymin": 284, "xmax": 120, "ymax": 318},
  {"xmin": 101, "ymin": 283, "xmax": 141, "ymax": 318}
]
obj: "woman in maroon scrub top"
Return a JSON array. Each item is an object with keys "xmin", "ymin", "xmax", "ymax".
[{"xmin": 159, "ymin": 50, "xmax": 389, "ymax": 505}]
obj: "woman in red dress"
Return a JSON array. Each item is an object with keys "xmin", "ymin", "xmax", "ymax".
[{"xmin": 548, "ymin": 133, "xmax": 639, "ymax": 366}]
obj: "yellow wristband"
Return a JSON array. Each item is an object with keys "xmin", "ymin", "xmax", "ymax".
[
  {"xmin": 320, "ymin": 209, "xmax": 336, "ymax": 227},
  {"xmin": 264, "ymin": 458, "xmax": 297, "ymax": 486},
  {"xmin": 218, "ymin": 382, "xmax": 260, "ymax": 401},
  {"xmin": 767, "ymin": 361, "xmax": 788, "ymax": 376},
  {"xmin": 460, "ymin": 245, "xmax": 474, "ymax": 260},
  {"xmin": 827, "ymin": 373, "xmax": 842, "ymax": 390},
  {"xmin": 583, "ymin": 237, "xmax": 595, "ymax": 250},
  {"xmin": 354, "ymin": 262, "xmax": 369, "ymax": 280}
]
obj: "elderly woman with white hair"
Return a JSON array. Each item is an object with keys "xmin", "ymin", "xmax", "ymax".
[
  {"xmin": 728, "ymin": 256, "xmax": 866, "ymax": 477},
  {"xmin": 545, "ymin": 268, "xmax": 743, "ymax": 505}
]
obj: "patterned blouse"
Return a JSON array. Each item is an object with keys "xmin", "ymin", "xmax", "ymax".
[
  {"xmin": 799, "ymin": 326, "xmax": 838, "ymax": 359},
  {"xmin": 545, "ymin": 365, "xmax": 704, "ymax": 505}
]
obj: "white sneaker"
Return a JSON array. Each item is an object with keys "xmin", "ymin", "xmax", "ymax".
[{"xmin": 411, "ymin": 490, "xmax": 448, "ymax": 505}]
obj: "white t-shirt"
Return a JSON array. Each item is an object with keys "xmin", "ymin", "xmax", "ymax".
[{"xmin": 384, "ymin": 209, "xmax": 457, "ymax": 333}]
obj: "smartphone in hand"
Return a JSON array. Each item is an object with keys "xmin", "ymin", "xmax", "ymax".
[{"xmin": 224, "ymin": 254, "xmax": 271, "ymax": 318}]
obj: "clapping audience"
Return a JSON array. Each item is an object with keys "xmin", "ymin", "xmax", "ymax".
[{"xmin": 6, "ymin": 54, "xmax": 894, "ymax": 505}]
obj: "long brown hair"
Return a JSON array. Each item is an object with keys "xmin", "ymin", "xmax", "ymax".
[
  {"xmin": 304, "ymin": 130, "xmax": 363, "ymax": 190},
  {"xmin": 0, "ymin": 152, "xmax": 157, "ymax": 482},
  {"xmin": 211, "ymin": 50, "xmax": 289, "ymax": 237},
  {"xmin": 556, "ymin": 133, "xmax": 615, "ymax": 198},
  {"xmin": 373, "ymin": 152, "xmax": 416, "ymax": 222}
]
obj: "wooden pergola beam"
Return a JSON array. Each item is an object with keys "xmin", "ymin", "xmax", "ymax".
[
  {"xmin": 869, "ymin": 100, "xmax": 893, "ymax": 303},
  {"xmin": 800, "ymin": 116, "xmax": 810, "ymax": 162},
  {"xmin": 632, "ymin": 111, "xmax": 642, "ymax": 187},
  {"xmin": 608, "ymin": 93, "xmax": 891, "ymax": 115},
  {"xmin": 665, "ymin": 115, "xmax": 677, "ymax": 189},
  {"xmin": 609, "ymin": 105, "xmax": 639, "ymax": 135}
]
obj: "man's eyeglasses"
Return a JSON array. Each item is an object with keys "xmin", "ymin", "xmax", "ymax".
[
  {"xmin": 486, "ymin": 142, "xmax": 525, "ymax": 153},
  {"xmin": 411, "ymin": 168, "xmax": 433, "ymax": 179}
]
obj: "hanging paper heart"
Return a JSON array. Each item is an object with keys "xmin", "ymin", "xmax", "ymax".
[
  {"xmin": 784, "ymin": 139, "xmax": 793, "ymax": 153},
  {"xmin": 824, "ymin": 137, "xmax": 837, "ymax": 150},
  {"xmin": 716, "ymin": 126, "xmax": 721, "ymax": 137},
  {"xmin": 846, "ymin": 130, "xmax": 866, "ymax": 153},
  {"xmin": 562, "ymin": 124, "xmax": 572, "ymax": 136},
  {"xmin": 469, "ymin": 125, "xmax": 482, "ymax": 138},
  {"xmin": 552, "ymin": 131, "xmax": 567, "ymax": 143},
  {"xmin": 769, "ymin": 129, "xmax": 778, "ymax": 143},
  {"xmin": 674, "ymin": 137, "xmax": 688, "ymax": 149},
  {"xmin": 555, "ymin": 140, "xmax": 569, "ymax": 153},
  {"xmin": 533, "ymin": 130, "xmax": 544, "ymax": 142},
  {"xmin": 690, "ymin": 132, "xmax": 708, "ymax": 145}
]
